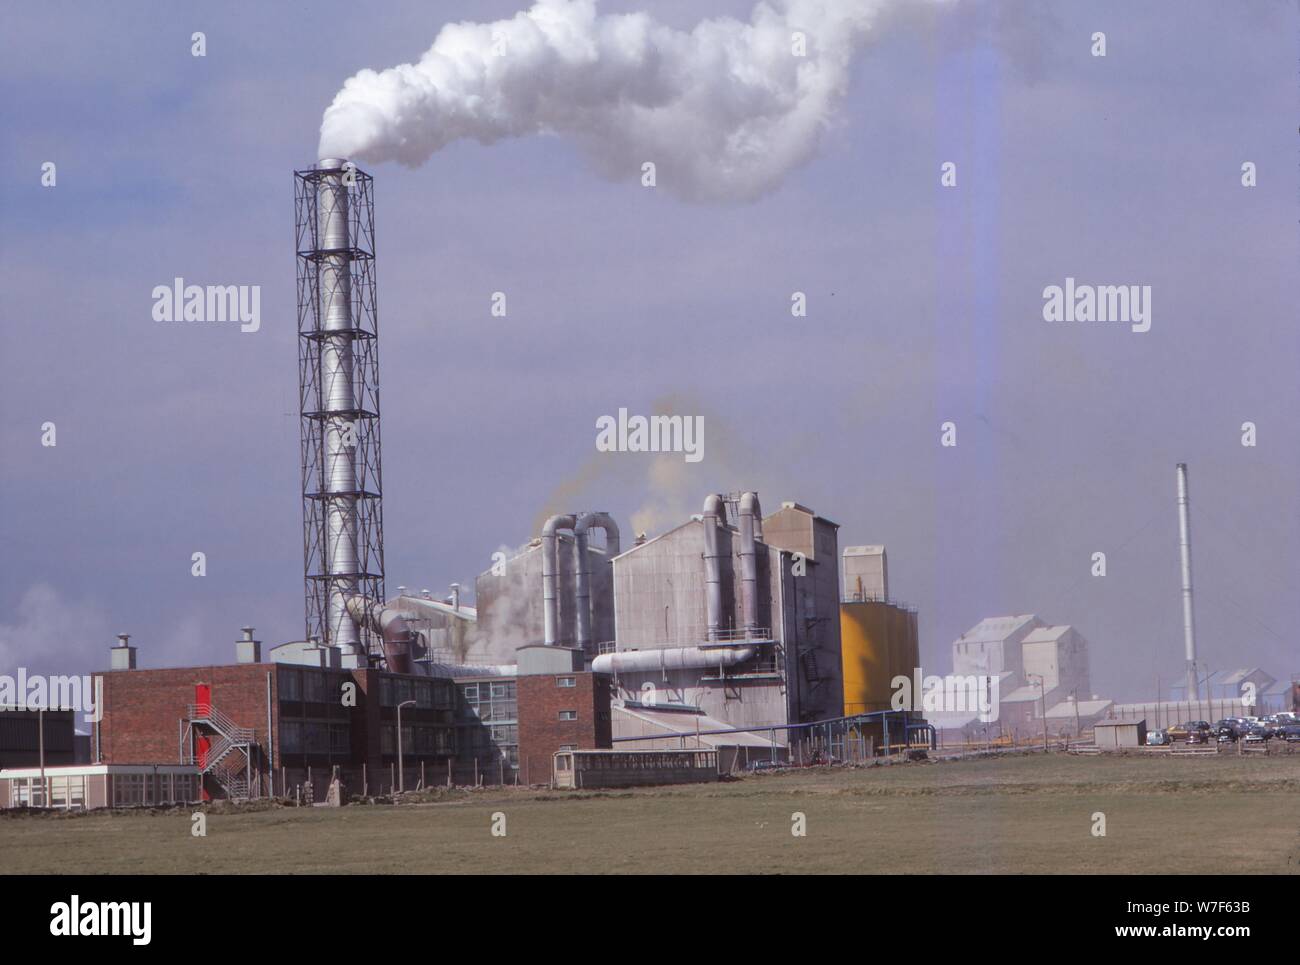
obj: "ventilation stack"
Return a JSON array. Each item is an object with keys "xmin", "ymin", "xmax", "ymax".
[
  {"xmin": 294, "ymin": 159, "xmax": 386, "ymax": 666},
  {"xmin": 1176, "ymin": 462, "xmax": 1198, "ymax": 701}
]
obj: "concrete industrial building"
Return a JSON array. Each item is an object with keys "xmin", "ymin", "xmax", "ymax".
[
  {"xmin": 949, "ymin": 615, "xmax": 1092, "ymax": 738},
  {"xmin": 593, "ymin": 494, "xmax": 844, "ymax": 754}
]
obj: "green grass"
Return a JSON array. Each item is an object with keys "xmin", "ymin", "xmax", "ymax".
[{"xmin": 5, "ymin": 752, "xmax": 1300, "ymax": 874}]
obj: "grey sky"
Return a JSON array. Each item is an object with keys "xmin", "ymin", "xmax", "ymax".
[{"xmin": 1, "ymin": 0, "xmax": 1295, "ymax": 700}]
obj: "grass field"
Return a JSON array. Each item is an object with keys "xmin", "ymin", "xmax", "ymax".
[{"xmin": 4, "ymin": 752, "xmax": 1300, "ymax": 874}]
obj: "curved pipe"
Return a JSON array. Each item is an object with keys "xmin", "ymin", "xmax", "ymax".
[
  {"xmin": 542, "ymin": 514, "xmax": 579, "ymax": 646},
  {"xmin": 345, "ymin": 596, "xmax": 414, "ymax": 674},
  {"xmin": 739, "ymin": 492, "xmax": 761, "ymax": 634},
  {"xmin": 702, "ymin": 494, "xmax": 726, "ymax": 642},
  {"xmin": 592, "ymin": 645, "xmax": 756, "ymax": 675},
  {"xmin": 574, "ymin": 512, "xmax": 621, "ymax": 653}
]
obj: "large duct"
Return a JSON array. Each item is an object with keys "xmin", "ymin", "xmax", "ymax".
[
  {"xmin": 317, "ymin": 159, "xmax": 361, "ymax": 655},
  {"xmin": 345, "ymin": 597, "xmax": 414, "ymax": 675},
  {"xmin": 542, "ymin": 514, "xmax": 579, "ymax": 646},
  {"xmin": 574, "ymin": 512, "xmax": 621, "ymax": 653},
  {"xmin": 702, "ymin": 494, "xmax": 726, "ymax": 642},
  {"xmin": 1176, "ymin": 463, "xmax": 1198, "ymax": 701},
  {"xmin": 592, "ymin": 644, "xmax": 754, "ymax": 676},
  {"xmin": 738, "ymin": 492, "xmax": 761, "ymax": 635}
]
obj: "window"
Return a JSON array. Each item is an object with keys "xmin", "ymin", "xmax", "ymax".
[
  {"xmin": 113, "ymin": 773, "xmax": 147, "ymax": 807},
  {"xmin": 281, "ymin": 721, "xmax": 303, "ymax": 754},
  {"xmin": 305, "ymin": 722, "xmax": 328, "ymax": 754},
  {"xmin": 556, "ymin": 676, "xmax": 576, "ymax": 688},
  {"xmin": 303, "ymin": 671, "xmax": 327, "ymax": 703},
  {"xmin": 416, "ymin": 680, "xmax": 433, "ymax": 709},
  {"xmin": 559, "ymin": 710, "xmax": 578, "ymax": 721},
  {"xmin": 280, "ymin": 669, "xmax": 301, "ymax": 701}
]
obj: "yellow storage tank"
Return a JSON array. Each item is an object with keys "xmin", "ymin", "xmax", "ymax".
[{"xmin": 840, "ymin": 600, "xmax": 919, "ymax": 717}]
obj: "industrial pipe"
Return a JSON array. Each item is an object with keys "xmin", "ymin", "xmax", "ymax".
[
  {"xmin": 702, "ymin": 494, "xmax": 726, "ymax": 642},
  {"xmin": 592, "ymin": 645, "xmax": 756, "ymax": 675},
  {"xmin": 542, "ymin": 514, "xmax": 579, "ymax": 646},
  {"xmin": 345, "ymin": 596, "xmax": 415, "ymax": 675},
  {"xmin": 317, "ymin": 158, "xmax": 361, "ymax": 656},
  {"xmin": 574, "ymin": 512, "xmax": 621, "ymax": 653},
  {"xmin": 738, "ymin": 492, "xmax": 762, "ymax": 635},
  {"xmin": 1176, "ymin": 463, "xmax": 1198, "ymax": 701}
]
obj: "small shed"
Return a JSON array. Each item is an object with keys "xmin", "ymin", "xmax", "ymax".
[{"xmin": 1094, "ymin": 718, "xmax": 1146, "ymax": 750}]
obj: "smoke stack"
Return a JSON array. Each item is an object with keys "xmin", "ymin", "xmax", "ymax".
[
  {"xmin": 449, "ymin": 583, "xmax": 461, "ymax": 612},
  {"xmin": 1176, "ymin": 463, "xmax": 1198, "ymax": 700},
  {"xmin": 295, "ymin": 158, "xmax": 387, "ymax": 667}
]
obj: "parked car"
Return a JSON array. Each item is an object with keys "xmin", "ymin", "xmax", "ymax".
[
  {"xmin": 1167, "ymin": 721, "xmax": 1212, "ymax": 742},
  {"xmin": 1278, "ymin": 723, "xmax": 1300, "ymax": 743},
  {"xmin": 1215, "ymin": 723, "xmax": 1238, "ymax": 743},
  {"xmin": 1242, "ymin": 723, "xmax": 1270, "ymax": 743},
  {"xmin": 1146, "ymin": 728, "xmax": 1171, "ymax": 746}
]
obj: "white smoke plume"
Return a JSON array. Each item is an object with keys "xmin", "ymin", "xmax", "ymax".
[{"xmin": 319, "ymin": 0, "xmax": 907, "ymax": 202}]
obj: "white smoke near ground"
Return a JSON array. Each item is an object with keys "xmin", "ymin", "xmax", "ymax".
[{"xmin": 319, "ymin": 0, "xmax": 910, "ymax": 202}]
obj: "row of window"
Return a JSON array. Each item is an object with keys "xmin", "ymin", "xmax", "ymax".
[
  {"xmin": 278, "ymin": 669, "xmax": 351, "ymax": 703},
  {"xmin": 10, "ymin": 775, "xmax": 86, "ymax": 808},
  {"xmin": 281, "ymin": 721, "xmax": 351, "ymax": 756},
  {"xmin": 110, "ymin": 773, "xmax": 200, "ymax": 807},
  {"xmin": 378, "ymin": 675, "xmax": 453, "ymax": 710},
  {"xmin": 378, "ymin": 724, "xmax": 454, "ymax": 756}
]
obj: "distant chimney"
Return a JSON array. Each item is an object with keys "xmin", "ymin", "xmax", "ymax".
[
  {"xmin": 110, "ymin": 633, "xmax": 137, "ymax": 671},
  {"xmin": 397, "ymin": 585, "xmax": 407, "ymax": 596},
  {"xmin": 235, "ymin": 626, "xmax": 261, "ymax": 664},
  {"xmin": 449, "ymin": 583, "xmax": 461, "ymax": 612}
]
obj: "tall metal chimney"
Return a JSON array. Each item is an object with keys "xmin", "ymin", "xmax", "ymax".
[
  {"xmin": 1176, "ymin": 462, "xmax": 1198, "ymax": 700},
  {"xmin": 295, "ymin": 159, "xmax": 386, "ymax": 665}
]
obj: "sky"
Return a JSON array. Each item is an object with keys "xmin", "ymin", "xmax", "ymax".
[{"xmin": 1, "ymin": 0, "xmax": 1296, "ymax": 702}]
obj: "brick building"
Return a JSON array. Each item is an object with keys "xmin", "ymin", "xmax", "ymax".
[
  {"xmin": 96, "ymin": 657, "xmax": 458, "ymax": 800},
  {"xmin": 514, "ymin": 645, "xmax": 612, "ymax": 785},
  {"xmin": 78, "ymin": 637, "xmax": 616, "ymax": 804}
]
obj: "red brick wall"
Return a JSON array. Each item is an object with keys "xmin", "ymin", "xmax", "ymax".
[
  {"xmin": 98, "ymin": 664, "xmax": 277, "ymax": 767},
  {"xmin": 516, "ymin": 672, "xmax": 611, "ymax": 785}
]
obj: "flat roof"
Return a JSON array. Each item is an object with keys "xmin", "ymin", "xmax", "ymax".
[{"xmin": 0, "ymin": 764, "xmax": 200, "ymax": 778}]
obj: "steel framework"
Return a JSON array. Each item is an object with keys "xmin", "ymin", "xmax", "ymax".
[{"xmin": 294, "ymin": 162, "xmax": 385, "ymax": 662}]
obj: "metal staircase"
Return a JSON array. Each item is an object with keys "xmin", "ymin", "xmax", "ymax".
[{"xmin": 182, "ymin": 703, "xmax": 257, "ymax": 801}]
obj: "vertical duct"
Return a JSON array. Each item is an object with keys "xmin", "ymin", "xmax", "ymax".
[
  {"xmin": 295, "ymin": 159, "xmax": 386, "ymax": 664},
  {"xmin": 702, "ymin": 494, "xmax": 726, "ymax": 642},
  {"xmin": 574, "ymin": 512, "xmax": 621, "ymax": 653},
  {"xmin": 1176, "ymin": 463, "xmax": 1198, "ymax": 701},
  {"xmin": 542, "ymin": 514, "xmax": 578, "ymax": 646},
  {"xmin": 738, "ymin": 492, "xmax": 761, "ymax": 635},
  {"xmin": 318, "ymin": 159, "xmax": 360, "ymax": 654}
]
